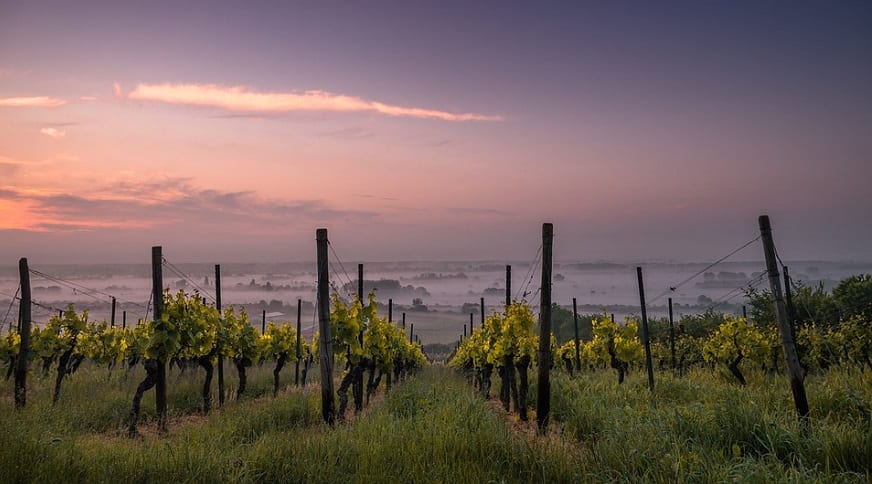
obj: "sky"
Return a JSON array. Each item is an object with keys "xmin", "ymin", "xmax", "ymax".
[{"xmin": 0, "ymin": 1, "xmax": 870, "ymax": 264}]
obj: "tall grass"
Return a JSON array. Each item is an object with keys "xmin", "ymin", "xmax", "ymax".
[
  {"xmin": 549, "ymin": 366, "xmax": 871, "ymax": 482},
  {"xmin": 1, "ymin": 362, "xmax": 869, "ymax": 482}
]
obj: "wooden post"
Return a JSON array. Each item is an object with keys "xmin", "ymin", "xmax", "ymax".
[
  {"xmin": 295, "ymin": 299, "xmax": 302, "ymax": 387},
  {"xmin": 636, "ymin": 267, "xmax": 655, "ymax": 392},
  {"xmin": 402, "ymin": 312, "xmax": 406, "ymax": 330},
  {"xmin": 409, "ymin": 323, "xmax": 414, "ymax": 344},
  {"xmin": 215, "ymin": 264, "xmax": 224, "ymax": 406},
  {"xmin": 668, "ymin": 297, "xmax": 676, "ymax": 372},
  {"xmin": 262, "ymin": 309, "xmax": 266, "ymax": 334},
  {"xmin": 759, "ymin": 215, "xmax": 809, "ymax": 421},
  {"xmin": 469, "ymin": 312, "xmax": 474, "ymax": 334},
  {"xmin": 480, "ymin": 297, "xmax": 485, "ymax": 324},
  {"xmin": 463, "ymin": 323, "xmax": 467, "ymax": 339},
  {"xmin": 152, "ymin": 246, "xmax": 167, "ymax": 431},
  {"xmin": 14, "ymin": 257, "xmax": 31, "ymax": 409},
  {"xmin": 122, "ymin": 310, "xmax": 127, "ymax": 329},
  {"xmin": 506, "ymin": 265, "xmax": 512, "ymax": 308},
  {"xmin": 742, "ymin": 305, "xmax": 747, "ymax": 319},
  {"xmin": 388, "ymin": 298, "xmax": 393, "ymax": 323},
  {"xmin": 316, "ymin": 228, "xmax": 336, "ymax": 425},
  {"xmin": 536, "ymin": 223, "xmax": 553, "ymax": 432},
  {"xmin": 111, "ymin": 297, "xmax": 116, "ymax": 327},
  {"xmin": 572, "ymin": 297, "xmax": 581, "ymax": 371}
]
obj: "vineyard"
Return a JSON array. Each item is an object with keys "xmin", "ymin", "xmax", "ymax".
[{"xmin": 1, "ymin": 219, "xmax": 871, "ymax": 482}]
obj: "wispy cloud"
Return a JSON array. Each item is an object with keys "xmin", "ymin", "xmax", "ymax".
[
  {"xmin": 128, "ymin": 83, "xmax": 502, "ymax": 122},
  {"xmin": 0, "ymin": 96, "xmax": 67, "ymax": 107},
  {"xmin": 40, "ymin": 127, "xmax": 66, "ymax": 139},
  {"xmin": 0, "ymin": 177, "xmax": 376, "ymax": 233}
]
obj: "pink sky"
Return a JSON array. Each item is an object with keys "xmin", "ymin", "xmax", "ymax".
[{"xmin": 1, "ymin": 2, "xmax": 870, "ymax": 264}]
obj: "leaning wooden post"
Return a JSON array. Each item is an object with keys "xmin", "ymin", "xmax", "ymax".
[
  {"xmin": 14, "ymin": 257, "xmax": 31, "ymax": 409},
  {"xmin": 636, "ymin": 266, "xmax": 655, "ymax": 392},
  {"xmin": 152, "ymin": 246, "xmax": 167, "ymax": 431},
  {"xmin": 215, "ymin": 264, "xmax": 225, "ymax": 406},
  {"xmin": 111, "ymin": 297, "xmax": 116, "ymax": 327},
  {"xmin": 536, "ymin": 223, "xmax": 553, "ymax": 432},
  {"xmin": 506, "ymin": 265, "xmax": 512, "ymax": 308},
  {"xmin": 295, "ymin": 298, "xmax": 302, "ymax": 387},
  {"xmin": 572, "ymin": 297, "xmax": 581, "ymax": 371},
  {"xmin": 759, "ymin": 215, "xmax": 809, "ymax": 421},
  {"xmin": 668, "ymin": 297, "xmax": 676, "ymax": 372},
  {"xmin": 316, "ymin": 228, "xmax": 336, "ymax": 425}
]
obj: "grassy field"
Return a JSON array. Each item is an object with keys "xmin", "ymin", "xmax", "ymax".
[{"xmin": 1, "ymin": 362, "xmax": 870, "ymax": 482}]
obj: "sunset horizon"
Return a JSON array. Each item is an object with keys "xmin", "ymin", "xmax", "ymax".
[{"xmin": 2, "ymin": 2, "xmax": 870, "ymax": 265}]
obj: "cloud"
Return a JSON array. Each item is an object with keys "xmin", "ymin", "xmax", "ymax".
[
  {"xmin": 0, "ymin": 177, "xmax": 376, "ymax": 233},
  {"xmin": 113, "ymin": 82, "xmax": 123, "ymax": 99},
  {"xmin": 80, "ymin": 96, "xmax": 97, "ymax": 101},
  {"xmin": 0, "ymin": 96, "xmax": 67, "ymax": 107},
  {"xmin": 40, "ymin": 127, "xmax": 66, "ymax": 139},
  {"xmin": 128, "ymin": 82, "xmax": 502, "ymax": 122}
]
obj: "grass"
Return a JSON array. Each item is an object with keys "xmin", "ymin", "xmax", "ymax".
[{"xmin": 1, "ymin": 361, "xmax": 870, "ymax": 482}]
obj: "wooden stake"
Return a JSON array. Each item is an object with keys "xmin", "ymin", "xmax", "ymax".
[
  {"xmin": 480, "ymin": 297, "xmax": 485, "ymax": 324},
  {"xmin": 152, "ymin": 246, "xmax": 167, "ymax": 431},
  {"xmin": 572, "ymin": 297, "xmax": 581, "ymax": 371},
  {"xmin": 14, "ymin": 257, "xmax": 31, "ymax": 409},
  {"xmin": 316, "ymin": 228, "xmax": 336, "ymax": 425},
  {"xmin": 636, "ymin": 266, "xmax": 655, "ymax": 392},
  {"xmin": 388, "ymin": 298, "xmax": 393, "ymax": 323},
  {"xmin": 295, "ymin": 299, "xmax": 302, "ymax": 387},
  {"xmin": 506, "ymin": 265, "xmax": 511, "ymax": 308},
  {"xmin": 536, "ymin": 223, "xmax": 553, "ymax": 432},
  {"xmin": 215, "ymin": 264, "xmax": 224, "ymax": 406},
  {"xmin": 111, "ymin": 297, "xmax": 116, "ymax": 327},
  {"xmin": 668, "ymin": 297, "xmax": 676, "ymax": 372},
  {"xmin": 122, "ymin": 310, "xmax": 127, "ymax": 329},
  {"xmin": 759, "ymin": 215, "xmax": 809, "ymax": 421}
]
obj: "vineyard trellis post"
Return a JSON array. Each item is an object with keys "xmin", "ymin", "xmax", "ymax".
[
  {"xmin": 316, "ymin": 228, "xmax": 336, "ymax": 425},
  {"xmin": 480, "ymin": 297, "xmax": 485, "ymax": 325},
  {"xmin": 295, "ymin": 298, "xmax": 302, "ymax": 387},
  {"xmin": 506, "ymin": 265, "xmax": 511, "ymax": 307},
  {"xmin": 536, "ymin": 222, "xmax": 553, "ymax": 432},
  {"xmin": 215, "ymin": 264, "xmax": 225, "ymax": 406},
  {"xmin": 388, "ymin": 298, "xmax": 393, "ymax": 323},
  {"xmin": 261, "ymin": 309, "xmax": 266, "ymax": 334},
  {"xmin": 636, "ymin": 266, "xmax": 655, "ymax": 392},
  {"xmin": 111, "ymin": 297, "xmax": 116, "ymax": 327},
  {"xmin": 573, "ymin": 297, "xmax": 581, "ymax": 372},
  {"xmin": 122, "ymin": 310, "xmax": 127, "ymax": 329},
  {"xmin": 14, "ymin": 257, "xmax": 31, "ymax": 409},
  {"xmin": 758, "ymin": 215, "xmax": 809, "ymax": 421},
  {"xmin": 152, "ymin": 246, "xmax": 168, "ymax": 431},
  {"xmin": 668, "ymin": 297, "xmax": 675, "ymax": 372},
  {"xmin": 469, "ymin": 312, "xmax": 473, "ymax": 334}
]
